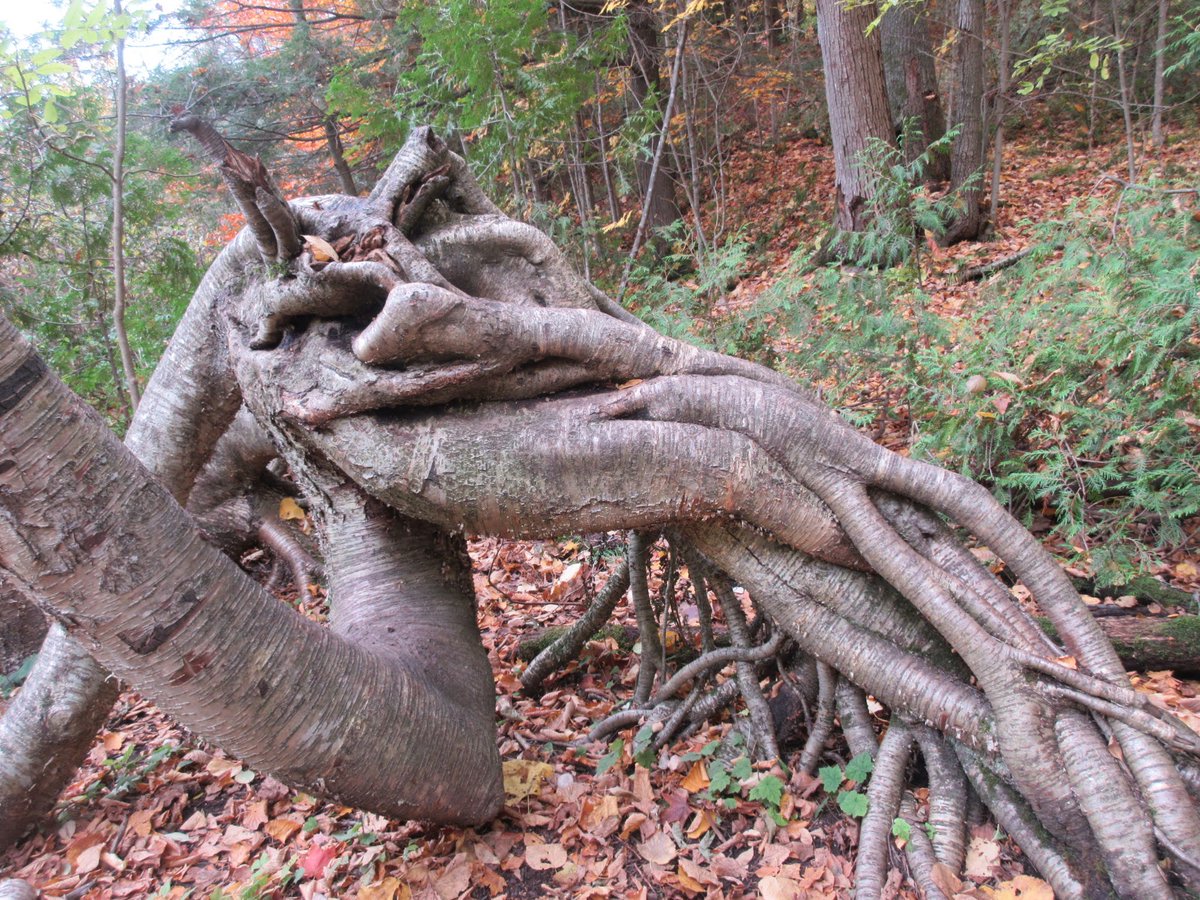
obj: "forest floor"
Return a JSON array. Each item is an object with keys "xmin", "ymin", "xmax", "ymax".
[{"xmin": 3, "ymin": 123, "xmax": 1199, "ymax": 900}]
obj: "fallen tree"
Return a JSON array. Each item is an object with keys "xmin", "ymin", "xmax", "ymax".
[{"xmin": 2, "ymin": 121, "xmax": 1199, "ymax": 898}]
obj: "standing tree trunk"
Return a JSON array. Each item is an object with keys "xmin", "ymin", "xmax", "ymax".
[
  {"xmin": 880, "ymin": 1, "xmax": 950, "ymax": 181},
  {"xmin": 1151, "ymin": 0, "xmax": 1170, "ymax": 149},
  {"xmin": 628, "ymin": 1, "xmax": 682, "ymax": 242},
  {"xmin": 989, "ymin": 0, "xmax": 1012, "ymax": 232},
  {"xmin": 323, "ymin": 117, "xmax": 359, "ymax": 196},
  {"xmin": 110, "ymin": 0, "xmax": 139, "ymax": 413},
  {"xmin": 941, "ymin": 0, "xmax": 988, "ymax": 244},
  {"xmin": 814, "ymin": 0, "xmax": 895, "ymax": 236}
]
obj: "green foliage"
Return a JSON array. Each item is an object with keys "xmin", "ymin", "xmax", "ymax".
[
  {"xmin": 891, "ymin": 817, "xmax": 912, "ymax": 840},
  {"xmin": 595, "ymin": 737, "xmax": 625, "ymax": 775},
  {"xmin": 817, "ymin": 752, "xmax": 874, "ymax": 819},
  {"xmin": 380, "ymin": 0, "xmax": 628, "ymax": 209},
  {"xmin": 833, "ymin": 127, "xmax": 960, "ymax": 270},
  {"xmin": 0, "ymin": 11, "xmax": 203, "ymax": 426},
  {"xmin": 705, "ymin": 754, "xmax": 788, "ymax": 825},
  {"xmin": 913, "ymin": 195, "xmax": 1200, "ymax": 577},
  {"xmin": 759, "ymin": 190, "xmax": 1199, "ymax": 578},
  {"xmin": 625, "ymin": 223, "xmax": 778, "ymax": 366}
]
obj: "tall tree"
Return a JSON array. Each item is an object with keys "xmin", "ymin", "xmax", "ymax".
[
  {"xmin": 880, "ymin": 1, "xmax": 950, "ymax": 181},
  {"xmin": 942, "ymin": 0, "xmax": 988, "ymax": 243},
  {"xmin": 814, "ymin": 0, "xmax": 895, "ymax": 240},
  {"xmin": 627, "ymin": 1, "xmax": 683, "ymax": 240}
]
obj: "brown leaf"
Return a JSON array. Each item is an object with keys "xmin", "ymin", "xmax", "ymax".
[
  {"xmin": 264, "ymin": 817, "xmax": 303, "ymax": 843},
  {"xmin": 758, "ymin": 874, "xmax": 803, "ymax": 899},
  {"xmin": 128, "ymin": 808, "xmax": 155, "ymax": 838},
  {"xmin": 685, "ymin": 808, "xmax": 715, "ymax": 839},
  {"xmin": 931, "ymin": 861, "xmax": 963, "ymax": 896},
  {"xmin": 524, "ymin": 841, "xmax": 568, "ymax": 871},
  {"xmin": 963, "ymin": 835, "xmax": 1001, "ymax": 880},
  {"xmin": 636, "ymin": 831, "xmax": 677, "ymax": 866},
  {"xmin": 678, "ymin": 856, "xmax": 719, "ymax": 887},
  {"xmin": 433, "ymin": 858, "xmax": 472, "ymax": 899},
  {"xmin": 74, "ymin": 842, "xmax": 104, "ymax": 874},
  {"xmin": 242, "ymin": 799, "xmax": 269, "ymax": 830},
  {"xmin": 358, "ymin": 877, "xmax": 410, "ymax": 900}
]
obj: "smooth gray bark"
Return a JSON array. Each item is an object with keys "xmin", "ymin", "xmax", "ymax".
[{"xmin": 815, "ymin": 0, "xmax": 895, "ymax": 233}]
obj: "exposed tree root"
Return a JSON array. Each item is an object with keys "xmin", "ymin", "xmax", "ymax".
[{"xmin": 2, "ymin": 120, "xmax": 1197, "ymax": 897}]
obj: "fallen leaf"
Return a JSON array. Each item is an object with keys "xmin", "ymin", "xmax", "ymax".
[
  {"xmin": 680, "ymin": 760, "xmax": 710, "ymax": 793},
  {"xmin": 685, "ymin": 808, "xmax": 715, "ymax": 839},
  {"xmin": 636, "ymin": 830, "xmax": 677, "ymax": 865},
  {"xmin": 74, "ymin": 842, "xmax": 104, "ymax": 874},
  {"xmin": 300, "ymin": 842, "xmax": 338, "ymax": 879},
  {"xmin": 264, "ymin": 817, "xmax": 303, "ymax": 843},
  {"xmin": 677, "ymin": 864, "xmax": 703, "ymax": 893},
  {"xmin": 242, "ymin": 799, "xmax": 269, "ymax": 830},
  {"xmin": 758, "ymin": 874, "xmax": 802, "ymax": 899},
  {"xmin": 524, "ymin": 841, "xmax": 568, "ymax": 870},
  {"xmin": 359, "ymin": 877, "xmax": 411, "ymax": 900},
  {"xmin": 580, "ymin": 795, "xmax": 620, "ymax": 831},
  {"xmin": 502, "ymin": 758, "xmax": 554, "ymax": 802},
  {"xmin": 931, "ymin": 861, "xmax": 963, "ymax": 896},
  {"xmin": 678, "ymin": 856, "xmax": 719, "ymax": 887},
  {"xmin": 964, "ymin": 835, "xmax": 1001, "ymax": 880},
  {"xmin": 205, "ymin": 756, "xmax": 242, "ymax": 777},
  {"xmin": 279, "ymin": 497, "xmax": 306, "ymax": 521},
  {"xmin": 128, "ymin": 808, "xmax": 155, "ymax": 838},
  {"xmin": 433, "ymin": 858, "xmax": 472, "ymax": 899},
  {"xmin": 303, "ymin": 234, "xmax": 340, "ymax": 263}
]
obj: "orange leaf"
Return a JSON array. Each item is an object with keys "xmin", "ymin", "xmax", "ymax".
[
  {"xmin": 264, "ymin": 817, "xmax": 303, "ymax": 843},
  {"xmin": 680, "ymin": 760, "xmax": 710, "ymax": 793}
]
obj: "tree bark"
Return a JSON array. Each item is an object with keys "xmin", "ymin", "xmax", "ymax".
[
  {"xmin": 110, "ymin": 0, "xmax": 140, "ymax": 413},
  {"xmin": 0, "ymin": 313, "xmax": 503, "ymax": 825},
  {"xmin": 1151, "ymin": 0, "xmax": 1170, "ymax": 149},
  {"xmin": 0, "ymin": 578, "xmax": 46, "ymax": 676},
  {"xmin": 880, "ymin": 1, "xmax": 950, "ymax": 181},
  {"xmin": 814, "ymin": 0, "xmax": 895, "ymax": 235},
  {"xmin": 941, "ymin": 0, "xmax": 988, "ymax": 244},
  {"xmin": 5, "ymin": 122, "xmax": 1199, "ymax": 897},
  {"xmin": 628, "ymin": 1, "xmax": 682, "ymax": 240}
]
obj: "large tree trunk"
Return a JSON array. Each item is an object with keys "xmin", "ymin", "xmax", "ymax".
[
  {"xmin": 3, "ymin": 121, "xmax": 1199, "ymax": 898},
  {"xmin": 814, "ymin": 0, "xmax": 895, "ymax": 234},
  {"xmin": 941, "ymin": 0, "xmax": 988, "ymax": 244},
  {"xmin": 628, "ymin": 1, "xmax": 683, "ymax": 241},
  {"xmin": 880, "ymin": 1, "xmax": 950, "ymax": 181},
  {"xmin": 0, "ymin": 314, "xmax": 503, "ymax": 824}
]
